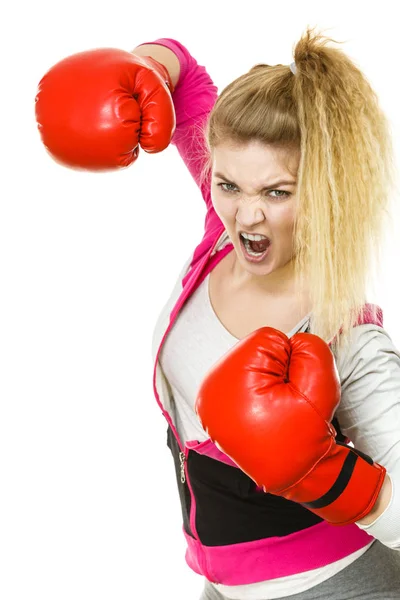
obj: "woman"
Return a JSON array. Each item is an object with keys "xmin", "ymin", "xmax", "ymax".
[{"xmin": 36, "ymin": 26, "xmax": 400, "ymax": 599}]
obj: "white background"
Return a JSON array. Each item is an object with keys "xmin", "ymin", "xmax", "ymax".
[{"xmin": 1, "ymin": 1, "xmax": 400, "ymax": 599}]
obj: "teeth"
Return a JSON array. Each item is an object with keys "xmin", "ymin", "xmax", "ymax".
[{"xmin": 241, "ymin": 232, "xmax": 268, "ymax": 241}]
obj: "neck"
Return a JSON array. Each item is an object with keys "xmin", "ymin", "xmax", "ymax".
[{"xmin": 230, "ymin": 252, "xmax": 299, "ymax": 296}]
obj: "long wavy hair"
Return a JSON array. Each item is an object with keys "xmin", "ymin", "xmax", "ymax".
[{"xmin": 199, "ymin": 25, "xmax": 397, "ymax": 356}]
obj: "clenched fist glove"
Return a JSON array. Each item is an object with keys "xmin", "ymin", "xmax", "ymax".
[
  {"xmin": 35, "ymin": 48, "xmax": 176, "ymax": 170},
  {"xmin": 195, "ymin": 327, "xmax": 386, "ymax": 526}
]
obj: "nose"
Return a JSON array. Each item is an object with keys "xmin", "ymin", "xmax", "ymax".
[{"xmin": 236, "ymin": 197, "xmax": 266, "ymax": 228}]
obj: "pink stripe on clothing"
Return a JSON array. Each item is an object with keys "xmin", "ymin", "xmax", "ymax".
[
  {"xmin": 183, "ymin": 523, "xmax": 374, "ymax": 585},
  {"xmin": 186, "ymin": 438, "xmax": 239, "ymax": 468}
]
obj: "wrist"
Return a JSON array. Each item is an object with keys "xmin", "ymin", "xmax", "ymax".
[
  {"xmin": 357, "ymin": 473, "xmax": 393, "ymax": 526},
  {"xmin": 131, "ymin": 43, "xmax": 180, "ymax": 90}
]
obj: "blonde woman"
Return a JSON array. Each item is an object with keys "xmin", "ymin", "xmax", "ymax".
[{"xmin": 36, "ymin": 26, "xmax": 400, "ymax": 599}]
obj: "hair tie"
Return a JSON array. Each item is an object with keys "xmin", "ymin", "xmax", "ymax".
[{"xmin": 290, "ymin": 61, "xmax": 297, "ymax": 75}]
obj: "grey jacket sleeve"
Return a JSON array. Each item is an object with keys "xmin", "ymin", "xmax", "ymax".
[{"xmin": 334, "ymin": 324, "xmax": 400, "ymax": 550}]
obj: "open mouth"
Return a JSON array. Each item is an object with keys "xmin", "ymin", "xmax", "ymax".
[{"xmin": 239, "ymin": 233, "xmax": 271, "ymax": 256}]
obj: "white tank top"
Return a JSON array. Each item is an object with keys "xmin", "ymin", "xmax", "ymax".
[{"xmin": 160, "ymin": 271, "xmax": 311, "ymax": 444}]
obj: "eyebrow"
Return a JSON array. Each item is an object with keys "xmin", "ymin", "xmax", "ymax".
[{"xmin": 213, "ymin": 171, "xmax": 297, "ymax": 188}]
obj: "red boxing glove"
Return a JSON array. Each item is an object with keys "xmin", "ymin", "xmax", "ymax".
[
  {"xmin": 35, "ymin": 48, "xmax": 176, "ymax": 170},
  {"xmin": 195, "ymin": 328, "xmax": 386, "ymax": 526}
]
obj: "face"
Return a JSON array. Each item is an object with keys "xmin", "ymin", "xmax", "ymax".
[{"xmin": 211, "ymin": 140, "xmax": 300, "ymax": 290}]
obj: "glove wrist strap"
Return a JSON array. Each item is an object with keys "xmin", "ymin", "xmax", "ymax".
[{"xmin": 282, "ymin": 442, "xmax": 386, "ymax": 526}]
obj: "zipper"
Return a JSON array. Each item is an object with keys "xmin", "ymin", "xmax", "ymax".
[
  {"xmin": 179, "ymin": 451, "xmax": 186, "ymax": 484},
  {"xmin": 178, "ymin": 441, "xmax": 216, "ymax": 583}
]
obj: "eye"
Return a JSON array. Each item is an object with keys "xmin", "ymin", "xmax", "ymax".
[
  {"xmin": 268, "ymin": 190, "xmax": 290, "ymax": 198},
  {"xmin": 217, "ymin": 183, "xmax": 290, "ymax": 199},
  {"xmin": 218, "ymin": 183, "xmax": 237, "ymax": 193}
]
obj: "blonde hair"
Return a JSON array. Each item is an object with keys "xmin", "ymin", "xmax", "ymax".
[{"xmin": 199, "ymin": 25, "xmax": 397, "ymax": 356}]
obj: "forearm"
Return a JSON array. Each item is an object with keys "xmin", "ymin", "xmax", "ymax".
[
  {"xmin": 357, "ymin": 473, "xmax": 393, "ymax": 525},
  {"xmin": 131, "ymin": 43, "xmax": 181, "ymax": 89}
]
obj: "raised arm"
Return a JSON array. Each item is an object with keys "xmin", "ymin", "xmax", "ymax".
[{"xmin": 132, "ymin": 39, "xmax": 220, "ymax": 230}]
